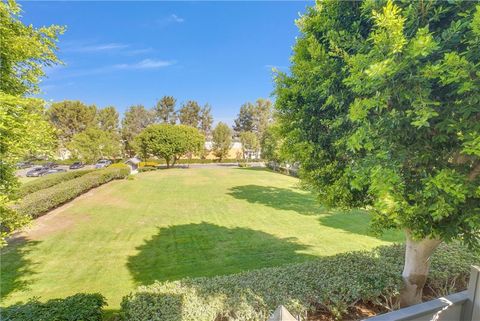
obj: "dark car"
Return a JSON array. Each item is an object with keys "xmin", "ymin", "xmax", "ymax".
[
  {"xmin": 43, "ymin": 162, "xmax": 59, "ymax": 168},
  {"xmin": 26, "ymin": 167, "xmax": 49, "ymax": 177},
  {"xmin": 69, "ymin": 162, "xmax": 84, "ymax": 170}
]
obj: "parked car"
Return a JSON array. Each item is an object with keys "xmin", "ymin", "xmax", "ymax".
[
  {"xmin": 95, "ymin": 159, "xmax": 112, "ymax": 169},
  {"xmin": 69, "ymin": 161, "xmax": 84, "ymax": 170},
  {"xmin": 26, "ymin": 167, "xmax": 49, "ymax": 177},
  {"xmin": 43, "ymin": 162, "xmax": 59, "ymax": 168},
  {"xmin": 16, "ymin": 161, "xmax": 33, "ymax": 169}
]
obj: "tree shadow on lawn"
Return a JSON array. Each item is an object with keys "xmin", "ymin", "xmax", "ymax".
[
  {"xmin": 0, "ymin": 237, "xmax": 40, "ymax": 301},
  {"xmin": 228, "ymin": 185, "xmax": 322, "ymax": 216},
  {"xmin": 127, "ymin": 222, "xmax": 314, "ymax": 286},
  {"xmin": 228, "ymin": 185, "xmax": 403, "ymax": 242}
]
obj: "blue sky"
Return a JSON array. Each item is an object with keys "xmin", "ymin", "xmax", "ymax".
[{"xmin": 21, "ymin": 1, "xmax": 312, "ymax": 124}]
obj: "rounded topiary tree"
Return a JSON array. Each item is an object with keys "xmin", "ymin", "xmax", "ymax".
[
  {"xmin": 134, "ymin": 124, "xmax": 205, "ymax": 168},
  {"xmin": 275, "ymin": 0, "xmax": 480, "ymax": 306}
]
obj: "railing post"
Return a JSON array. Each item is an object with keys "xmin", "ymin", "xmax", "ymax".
[
  {"xmin": 267, "ymin": 305, "xmax": 298, "ymax": 321},
  {"xmin": 461, "ymin": 265, "xmax": 480, "ymax": 321}
]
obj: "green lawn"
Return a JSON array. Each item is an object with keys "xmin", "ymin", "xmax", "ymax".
[{"xmin": 1, "ymin": 167, "xmax": 402, "ymax": 309}]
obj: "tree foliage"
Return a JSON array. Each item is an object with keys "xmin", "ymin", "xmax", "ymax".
[
  {"xmin": 233, "ymin": 98, "xmax": 272, "ymax": 139},
  {"xmin": 68, "ymin": 128, "xmax": 122, "ymax": 163},
  {"xmin": 134, "ymin": 124, "xmax": 205, "ymax": 167},
  {"xmin": 95, "ymin": 106, "xmax": 119, "ymax": 133},
  {"xmin": 155, "ymin": 96, "xmax": 177, "ymax": 125},
  {"xmin": 0, "ymin": 0, "xmax": 63, "ymax": 244},
  {"xmin": 239, "ymin": 131, "xmax": 259, "ymax": 159},
  {"xmin": 275, "ymin": 0, "xmax": 480, "ymax": 304},
  {"xmin": 47, "ymin": 100, "xmax": 97, "ymax": 144},
  {"xmin": 121, "ymin": 105, "xmax": 156, "ymax": 157},
  {"xmin": 212, "ymin": 122, "xmax": 232, "ymax": 161},
  {"xmin": 178, "ymin": 100, "xmax": 201, "ymax": 128},
  {"xmin": 199, "ymin": 104, "xmax": 213, "ymax": 138}
]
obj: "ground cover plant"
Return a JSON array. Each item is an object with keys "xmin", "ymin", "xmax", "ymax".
[
  {"xmin": 122, "ymin": 243, "xmax": 479, "ymax": 321},
  {"xmin": 1, "ymin": 168, "xmax": 402, "ymax": 309}
]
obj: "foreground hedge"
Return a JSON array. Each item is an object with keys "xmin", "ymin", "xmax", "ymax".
[
  {"xmin": 14, "ymin": 167, "xmax": 129, "ymax": 218},
  {"xmin": 122, "ymin": 243, "xmax": 479, "ymax": 321},
  {"xmin": 1, "ymin": 293, "xmax": 106, "ymax": 321},
  {"xmin": 18, "ymin": 169, "xmax": 95, "ymax": 197}
]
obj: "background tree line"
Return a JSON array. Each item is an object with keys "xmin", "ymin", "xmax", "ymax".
[{"xmin": 44, "ymin": 97, "xmax": 273, "ymax": 163}]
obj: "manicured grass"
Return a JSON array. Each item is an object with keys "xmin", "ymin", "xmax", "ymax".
[{"xmin": 1, "ymin": 167, "xmax": 402, "ymax": 309}]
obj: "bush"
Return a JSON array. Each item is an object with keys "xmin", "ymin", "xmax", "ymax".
[
  {"xmin": 121, "ymin": 243, "xmax": 479, "ymax": 321},
  {"xmin": 18, "ymin": 169, "xmax": 95, "ymax": 197},
  {"xmin": 14, "ymin": 167, "xmax": 130, "ymax": 218},
  {"xmin": 108, "ymin": 163, "xmax": 130, "ymax": 169},
  {"xmin": 139, "ymin": 161, "xmax": 159, "ymax": 167},
  {"xmin": 138, "ymin": 166, "xmax": 157, "ymax": 172},
  {"xmin": 1, "ymin": 293, "xmax": 106, "ymax": 321}
]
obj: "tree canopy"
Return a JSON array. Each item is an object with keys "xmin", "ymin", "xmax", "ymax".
[
  {"xmin": 233, "ymin": 99, "xmax": 272, "ymax": 139},
  {"xmin": 68, "ymin": 128, "xmax": 122, "ymax": 163},
  {"xmin": 134, "ymin": 124, "xmax": 205, "ymax": 167},
  {"xmin": 155, "ymin": 96, "xmax": 177, "ymax": 125},
  {"xmin": 46, "ymin": 101, "xmax": 97, "ymax": 145},
  {"xmin": 212, "ymin": 122, "xmax": 232, "ymax": 161},
  {"xmin": 0, "ymin": 0, "xmax": 63, "ymax": 243},
  {"xmin": 121, "ymin": 105, "xmax": 156, "ymax": 157},
  {"xmin": 95, "ymin": 106, "xmax": 119, "ymax": 133},
  {"xmin": 275, "ymin": 0, "xmax": 480, "ymax": 305}
]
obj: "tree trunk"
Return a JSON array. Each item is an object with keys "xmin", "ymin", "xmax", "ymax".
[
  {"xmin": 166, "ymin": 158, "xmax": 170, "ymax": 168},
  {"xmin": 400, "ymin": 231, "xmax": 441, "ymax": 307}
]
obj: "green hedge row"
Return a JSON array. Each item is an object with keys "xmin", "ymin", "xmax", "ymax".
[
  {"xmin": 14, "ymin": 167, "xmax": 130, "ymax": 218},
  {"xmin": 18, "ymin": 169, "xmax": 95, "ymax": 197},
  {"xmin": 1, "ymin": 293, "xmax": 106, "ymax": 321},
  {"xmin": 121, "ymin": 243, "xmax": 479, "ymax": 321}
]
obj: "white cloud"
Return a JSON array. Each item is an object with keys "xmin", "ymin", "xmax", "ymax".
[
  {"xmin": 64, "ymin": 42, "xmax": 129, "ymax": 53},
  {"xmin": 114, "ymin": 59, "xmax": 175, "ymax": 70},
  {"xmin": 169, "ymin": 14, "xmax": 184, "ymax": 23}
]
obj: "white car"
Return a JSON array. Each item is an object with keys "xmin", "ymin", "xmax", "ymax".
[{"xmin": 95, "ymin": 159, "xmax": 112, "ymax": 169}]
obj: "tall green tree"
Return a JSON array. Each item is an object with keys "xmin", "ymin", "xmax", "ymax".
[
  {"xmin": 178, "ymin": 100, "xmax": 201, "ymax": 128},
  {"xmin": 260, "ymin": 124, "xmax": 282, "ymax": 166},
  {"xmin": 212, "ymin": 122, "xmax": 232, "ymax": 161},
  {"xmin": 68, "ymin": 127, "xmax": 122, "ymax": 163},
  {"xmin": 155, "ymin": 96, "xmax": 177, "ymax": 125},
  {"xmin": 233, "ymin": 102, "xmax": 256, "ymax": 134},
  {"xmin": 95, "ymin": 106, "xmax": 119, "ymax": 133},
  {"xmin": 275, "ymin": 0, "xmax": 480, "ymax": 306},
  {"xmin": 0, "ymin": 0, "xmax": 63, "ymax": 243},
  {"xmin": 47, "ymin": 100, "xmax": 97, "ymax": 144},
  {"xmin": 134, "ymin": 124, "xmax": 204, "ymax": 168},
  {"xmin": 233, "ymin": 98, "xmax": 272, "ymax": 138},
  {"xmin": 199, "ymin": 104, "xmax": 213, "ymax": 138},
  {"xmin": 239, "ymin": 131, "xmax": 259, "ymax": 160},
  {"xmin": 121, "ymin": 105, "xmax": 156, "ymax": 157}
]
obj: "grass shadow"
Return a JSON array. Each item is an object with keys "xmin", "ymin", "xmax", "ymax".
[
  {"xmin": 127, "ymin": 222, "xmax": 314, "ymax": 286},
  {"xmin": 227, "ymin": 185, "xmax": 322, "ymax": 216},
  {"xmin": 228, "ymin": 185, "xmax": 402, "ymax": 242},
  {"xmin": 0, "ymin": 237, "xmax": 40, "ymax": 301},
  {"xmin": 317, "ymin": 210, "xmax": 404, "ymax": 242}
]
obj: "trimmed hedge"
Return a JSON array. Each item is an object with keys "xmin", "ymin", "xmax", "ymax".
[
  {"xmin": 14, "ymin": 167, "xmax": 130, "ymax": 218},
  {"xmin": 18, "ymin": 169, "xmax": 95, "ymax": 197},
  {"xmin": 121, "ymin": 243, "xmax": 479, "ymax": 321},
  {"xmin": 1, "ymin": 293, "xmax": 106, "ymax": 321}
]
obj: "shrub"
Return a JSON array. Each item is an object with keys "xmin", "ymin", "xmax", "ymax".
[
  {"xmin": 138, "ymin": 166, "xmax": 157, "ymax": 172},
  {"xmin": 1, "ymin": 293, "xmax": 106, "ymax": 321},
  {"xmin": 139, "ymin": 161, "xmax": 159, "ymax": 167},
  {"xmin": 18, "ymin": 169, "xmax": 95, "ymax": 197},
  {"xmin": 14, "ymin": 167, "xmax": 129, "ymax": 218},
  {"xmin": 108, "ymin": 163, "xmax": 130, "ymax": 169},
  {"xmin": 121, "ymin": 243, "xmax": 479, "ymax": 321}
]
